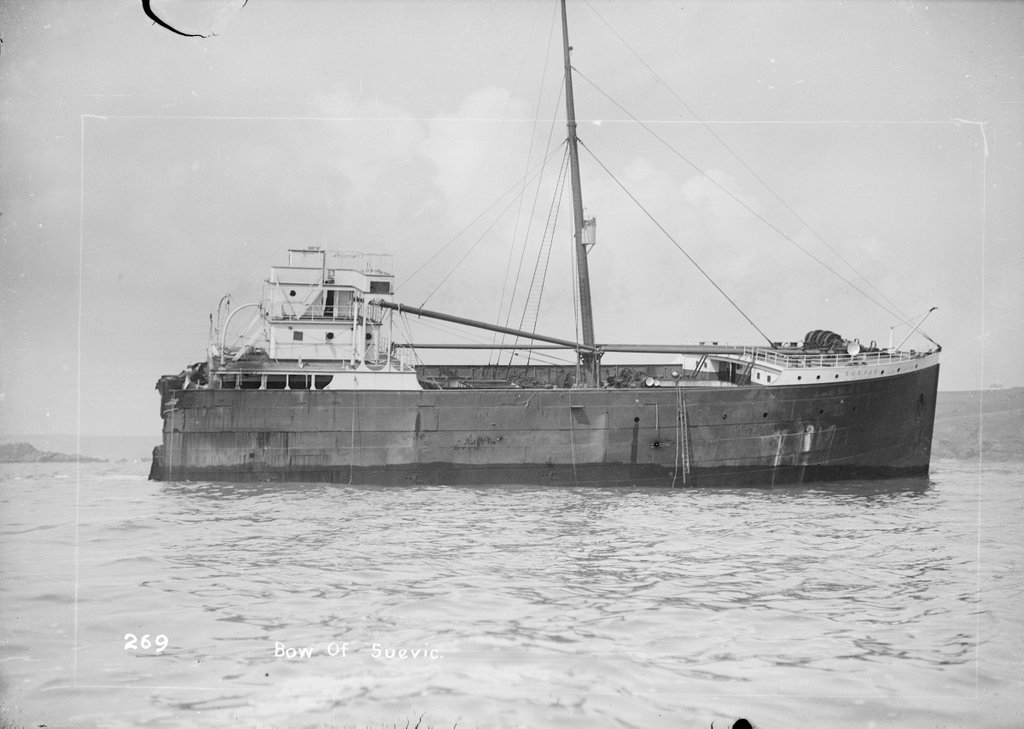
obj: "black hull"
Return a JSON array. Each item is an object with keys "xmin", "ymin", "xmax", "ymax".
[{"xmin": 150, "ymin": 364, "xmax": 939, "ymax": 488}]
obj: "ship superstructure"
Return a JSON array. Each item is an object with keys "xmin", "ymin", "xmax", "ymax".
[{"xmin": 207, "ymin": 248, "xmax": 419, "ymax": 392}]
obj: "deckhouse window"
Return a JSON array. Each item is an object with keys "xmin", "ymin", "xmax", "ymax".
[
  {"xmin": 369, "ymin": 280, "xmax": 391, "ymax": 294},
  {"xmin": 293, "ymin": 331, "xmax": 304, "ymax": 341}
]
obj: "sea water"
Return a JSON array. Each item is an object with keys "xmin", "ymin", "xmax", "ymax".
[{"xmin": 0, "ymin": 459, "xmax": 1020, "ymax": 729}]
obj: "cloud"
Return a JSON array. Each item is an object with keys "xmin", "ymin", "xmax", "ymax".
[
  {"xmin": 420, "ymin": 86, "xmax": 537, "ymax": 208},
  {"xmin": 310, "ymin": 89, "xmax": 428, "ymax": 196}
]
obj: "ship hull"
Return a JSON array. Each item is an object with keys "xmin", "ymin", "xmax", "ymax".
[{"xmin": 150, "ymin": 364, "xmax": 939, "ymax": 487}]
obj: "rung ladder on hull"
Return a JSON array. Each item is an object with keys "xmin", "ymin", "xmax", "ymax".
[{"xmin": 673, "ymin": 392, "xmax": 692, "ymax": 487}]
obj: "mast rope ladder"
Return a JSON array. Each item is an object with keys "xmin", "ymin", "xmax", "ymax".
[
  {"xmin": 494, "ymin": 21, "xmax": 566, "ymax": 359},
  {"xmin": 409, "ymin": 146, "xmax": 564, "ymax": 306},
  {"xmin": 512, "ymin": 146, "xmax": 571, "ymax": 367},
  {"xmin": 681, "ymin": 397, "xmax": 691, "ymax": 480}
]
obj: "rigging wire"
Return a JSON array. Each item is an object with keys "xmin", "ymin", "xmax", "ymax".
[
  {"xmin": 419, "ymin": 146, "xmax": 571, "ymax": 308},
  {"xmin": 574, "ymin": 67, "xmax": 908, "ymax": 324},
  {"xmin": 404, "ymin": 144, "xmax": 564, "ymax": 291},
  {"xmin": 518, "ymin": 148, "xmax": 570, "ymax": 333},
  {"xmin": 418, "ymin": 179, "xmax": 541, "ymax": 307},
  {"xmin": 401, "ymin": 315, "xmax": 576, "ymax": 367},
  {"xmin": 412, "ymin": 317, "xmax": 499, "ymax": 345},
  {"xmin": 581, "ymin": 0, "xmax": 912, "ymax": 323},
  {"xmin": 475, "ymin": 2, "xmax": 545, "ymax": 194},
  {"xmin": 500, "ymin": 78, "xmax": 567, "ymax": 338},
  {"xmin": 494, "ymin": 0, "xmax": 561, "ymax": 359},
  {"xmin": 395, "ymin": 314, "xmax": 425, "ymax": 365},
  {"xmin": 508, "ymin": 145, "xmax": 571, "ymax": 368},
  {"xmin": 580, "ymin": 139, "xmax": 775, "ymax": 346}
]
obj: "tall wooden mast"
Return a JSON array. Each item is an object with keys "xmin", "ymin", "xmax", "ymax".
[{"xmin": 560, "ymin": 0, "xmax": 599, "ymax": 384}]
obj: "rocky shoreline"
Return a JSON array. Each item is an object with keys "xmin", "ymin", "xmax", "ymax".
[{"xmin": 0, "ymin": 442, "xmax": 106, "ymax": 464}]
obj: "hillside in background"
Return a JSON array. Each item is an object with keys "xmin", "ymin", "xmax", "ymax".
[
  {"xmin": 931, "ymin": 387, "xmax": 1024, "ymax": 461},
  {"xmin": 0, "ymin": 442, "xmax": 106, "ymax": 464},
  {"xmin": 0, "ymin": 435, "xmax": 155, "ymax": 462}
]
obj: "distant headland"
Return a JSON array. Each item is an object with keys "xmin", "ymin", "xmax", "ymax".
[
  {"xmin": 931, "ymin": 386, "xmax": 1023, "ymax": 461},
  {"xmin": 0, "ymin": 442, "xmax": 106, "ymax": 464}
]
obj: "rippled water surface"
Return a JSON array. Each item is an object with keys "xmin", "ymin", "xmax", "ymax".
[{"xmin": 1, "ymin": 459, "xmax": 1021, "ymax": 728}]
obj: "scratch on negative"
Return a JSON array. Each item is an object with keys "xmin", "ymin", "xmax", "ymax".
[{"xmin": 141, "ymin": 0, "xmax": 221, "ymax": 39}]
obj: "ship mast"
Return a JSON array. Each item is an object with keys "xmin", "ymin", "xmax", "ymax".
[{"xmin": 560, "ymin": 0, "xmax": 599, "ymax": 385}]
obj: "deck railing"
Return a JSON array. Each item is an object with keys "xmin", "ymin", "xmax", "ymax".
[
  {"xmin": 744, "ymin": 346, "xmax": 934, "ymax": 369},
  {"xmin": 326, "ymin": 251, "xmax": 393, "ymax": 276}
]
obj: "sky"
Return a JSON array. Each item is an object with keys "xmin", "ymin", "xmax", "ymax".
[{"xmin": 1, "ymin": 0, "xmax": 1022, "ymax": 439}]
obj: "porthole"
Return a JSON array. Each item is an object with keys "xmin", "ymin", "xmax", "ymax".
[
  {"xmin": 722, "ymin": 413, "xmax": 728, "ymax": 420},
  {"xmin": 633, "ymin": 417, "xmax": 640, "ymax": 423},
  {"xmin": 816, "ymin": 375, "xmax": 821, "ymax": 380},
  {"xmin": 762, "ymin": 412, "xmax": 768, "ymax": 418},
  {"xmin": 289, "ymin": 290, "xmax": 297, "ymax": 297},
  {"xmin": 797, "ymin": 376, "xmax": 803, "ymax": 381},
  {"xmin": 326, "ymin": 332, "xmax": 335, "ymax": 340}
]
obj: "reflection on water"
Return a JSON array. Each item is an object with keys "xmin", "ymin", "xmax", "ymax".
[{"xmin": 0, "ymin": 460, "xmax": 1019, "ymax": 728}]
